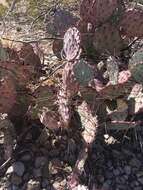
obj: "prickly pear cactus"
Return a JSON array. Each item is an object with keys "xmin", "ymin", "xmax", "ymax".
[
  {"xmin": 62, "ymin": 27, "xmax": 81, "ymax": 61},
  {"xmin": 80, "ymin": 0, "xmax": 120, "ymax": 27},
  {"xmin": 0, "ymin": 77, "xmax": 16, "ymax": 113},
  {"xmin": 45, "ymin": 8, "xmax": 79, "ymax": 36},
  {"xmin": 73, "ymin": 59, "xmax": 95, "ymax": 86},
  {"xmin": 119, "ymin": 7, "xmax": 143, "ymax": 38},
  {"xmin": 130, "ymin": 49, "xmax": 143, "ymax": 83},
  {"xmin": 107, "ymin": 56, "xmax": 119, "ymax": 85},
  {"xmin": 93, "ymin": 23, "xmax": 126, "ymax": 55},
  {"xmin": 58, "ymin": 62, "xmax": 79, "ymax": 127}
]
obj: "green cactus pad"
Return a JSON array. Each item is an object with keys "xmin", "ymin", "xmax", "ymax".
[
  {"xmin": 130, "ymin": 49, "xmax": 143, "ymax": 83},
  {"xmin": 73, "ymin": 59, "xmax": 95, "ymax": 86},
  {"xmin": 131, "ymin": 64, "xmax": 143, "ymax": 84}
]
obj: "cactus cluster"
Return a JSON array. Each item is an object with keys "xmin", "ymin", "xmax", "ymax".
[
  {"xmin": 55, "ymin": 1, "xmax": 143, "ymax": 187},
  {"xmin": 58, "ymin": 0, "xmax": 143, "ymax": 129}
]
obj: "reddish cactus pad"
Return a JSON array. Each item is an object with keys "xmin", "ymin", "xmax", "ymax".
[
  {"xmin": 63, "ymin": 27, "xmax": 81, "ymax": 61},
  {"xmin": 119, "ymin": 8, "xmax": 143, "ymax": 38}
]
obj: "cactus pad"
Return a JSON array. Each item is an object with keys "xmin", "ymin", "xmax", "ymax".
[
  {"xmin": 80, "ymin": 0, "xmax": 119, "ymax": 27},
  {"xmin": 93, "ymin": 23, "xmax": 125, "ymax": 55},
  {"xmin": 62, "ymin": 27, "xmax": 81, "ymax": 61},
  {"xmin": 73, "ymin": 59, "xmax": 95, "ymax": 86},
  {"xmin": 130, "ymin": 49, "xmax": 143, "ymax": 83},
  {"xmin": 107, "ymin": 56, "xmax": 119, "ymax": 85},
  {"xmin": 119, "ymin": 7, "xmax": 143, "ymax": 38},
  {"xmin": 0, "ymin": 77, "xmax": 16, "ymax": 113}
]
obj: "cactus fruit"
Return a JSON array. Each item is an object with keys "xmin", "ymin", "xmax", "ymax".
[
  {"xmin": 93, "ymin": 23, "xmax": 126, "ymax": 55},
  {"xmin": 80, "ymin": 0, "xmax": 120, "ymax": 27},
  {"xmin": 119, "ymin": 7, "xmax": 143, "ymax": 38},
  {"xmin": 62, "ymin": 27, "xmax": 81, "ymax": 61}
]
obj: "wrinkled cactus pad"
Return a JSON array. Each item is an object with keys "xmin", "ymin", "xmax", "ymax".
[
  {"xmin": 62, "ymin": 27, "xmax": 81, "ymax": 61},
  {"xmin": 93, "ymin": 23, "xmax": 126, "ymax": 55},
  {"xmin": 0, "ymin": 77, "xmax": 16, "ymax": 113},
  {"xmin": 107, "ymin": 56, "xmax": 119, "ymax": 85},
  {"xmin": 131, "ymin": 64, "xmax": 143, "ymax": 84},
  {"xmin": 73, "ymin": 59, "xmax": 95, "ymax": 86},
  {"xmin": 119, "ymin": 7, "xmax": 143, "ymax": 38},
  {"xmin": 130, "ymin": 49, "xmax": 143, "ymax": 83},
  {"xmin": 80, "ymin": 0, "xmax": 119, "ymax": 27}
]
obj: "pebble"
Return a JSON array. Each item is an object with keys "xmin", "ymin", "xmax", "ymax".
[
  {"xmin": 35, "ymin": 156, "xmax": 47, "ymax": 168},
  {"xmin": 124, "ymin": 165, "xmax": 131, "ymax": 175},
  {"xmin": 136, "ymin": 171, "xmax": 143, "ymax": 178},
  {"xmin": 138, "ymin": 177, "xmax": 143, "ymax": 185},
  {"xmin": 33, "ymin": 168, "xmax": 42, "ymax": 178},
  {"xmin": 27, "ymin": 179, "xmax": 40, "ymax": 190},
  {"xmin": 11, "ymin": 185, "xmax": 19, "ymax": 190},
  {"xmin": 11, "ymin": 174, "xmax": 22, "ymax": 185},
  {"xmin": 52, "ymin": 181, "xmax": 60, "ymax": 189},
  {"xmin": 113, "ymin": 169, "xmax": 120, "ymax": 176},
  {"xmin": 129, "ymin": 158, "xmax": 141, "ymax": 168},
  {"xmin": 134, "ymin": 187, "xmax": 142, "ymax": 190},
  {"xmin": 102, "ymin": 180, "xmax": 112, "ymax": 189},
  {"xmin": 42, "ymin": 179, "xmax": 49, "ymax": 188},
  {"xmin": 21, "ymin": 153, "xmax": 32, "ymax": 162},
  {"xmin": 6, "ymin": 162, "xmax": 25, "ymax": 177}
]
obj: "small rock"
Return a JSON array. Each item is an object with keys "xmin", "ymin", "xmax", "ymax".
[
  {"xmin": 27, "ymin": 179, "xmax": 40, "ymax": 190},
  {"xmin": 42, "ymin": 179, "xmax": 49, "ymax": 188},
  {"xmin": 11, "ymin": 185, "xmax": 19, "ymax": 190},
  {"xmin": 102, "ymin": 180, "xmax": 112, "ymax": 189},
  {"xmin": 124, "ymin": 165, "xmax": 131, "ymax": 175},
  {"xmin": 113, "ymin": 169, "xmax": 120, "ymax": 176},
  {"xmin": 52, "ymin": 181, "xmax": 60, "ymax": 189},
  {"xmin": 105, "ymin": 171, "xmax": 113, "ymax": 179},
  {"xmin": 72, "ymin": 185, "xmax": 89, "ymax": 190},
  {"xmin": 130, "ymin": 181, "xmax": 137, "ymax": 188},
  {"xmin": 105, "ymin": 136, "xmax": 117, "ymax": 144},
  {"xmin": 116, "ymin": 184, "xmax": 127, "ymax": 190},
  {"xmin": 21, "ymin": 153, "xmax": 31, "ymax": 162},
  {"xmin": 6, "ymin": 166, "xmax": 14, "ymax": 176},
  {"xmin": 130, "ymin": 158, "xmax": 141, "ymax": 168},
  {"xmin": 134, "ymin": 187, "xmax": 142, "ymax": 190},
  {"xmin": 138, "ymin": 177, "xmax": 143, "ymax": 185},
  {"xmin": 60, "ymin": 179, "xmax": 67, "ymax": 187},
  {"xmin": 11, "ymin": 174, "xmax": 22, "ymax": 185},
  {"xmin": 122, "ymin": 175, "xmax": 128, "ymax": 180},
  {"xmin": 6, "ymin": 162, "xmax": 25, "ymax": 177},
  {"xmin": 33, "ymin": 168, "xmax": 42, "ymax": 178},
  {"xmin": 35, "ymin": 156, "xmax": 47, "ymax": 168},
  {"xmin": 136, "ymin": 171, "xmax": 143, "ymax": 178},
  {"xmin": 97, "ymin": 175, "xmax": 104, "ymax": 183},
  {"xmin": 49, "ymin": 149, "xmax": 59, "ymax": 157}
]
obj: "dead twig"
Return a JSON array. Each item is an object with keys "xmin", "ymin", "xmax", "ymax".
[{"xmin": 1, "ymin": 37, "xmax": 63, "ymax": 44}]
